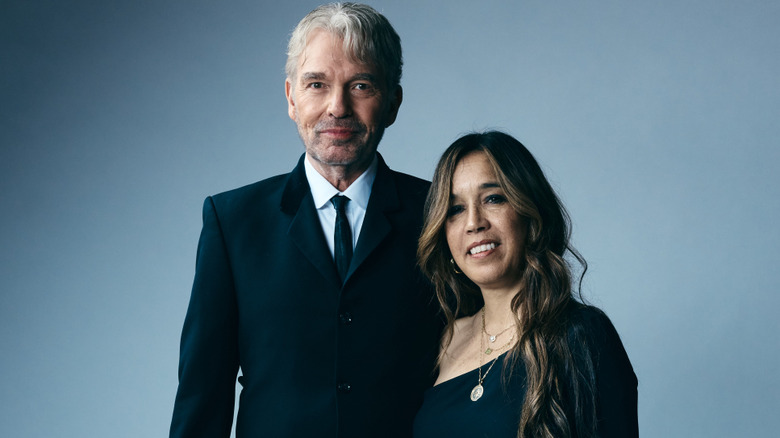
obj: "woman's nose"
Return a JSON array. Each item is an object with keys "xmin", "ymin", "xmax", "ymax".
[{"xmin": 466, "ymin": 206, "xmax": 488, "ymax": 233}]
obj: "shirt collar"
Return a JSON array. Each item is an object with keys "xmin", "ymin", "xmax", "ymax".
[{"xmin": 304, "ymin": 153, "xmax": 378, "ymax": 210}]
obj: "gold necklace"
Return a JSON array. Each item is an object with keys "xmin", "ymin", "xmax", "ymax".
[
  {"xmin": 480, "ymin": 307, "xmax": 514, "ymax": 354},
  {"xmin": 470, "ymin": 308, "xmax": 514, "ymax": 402},
  {"xmin": 481, "ymin": 307, "xmax": 514, "ymax": 344}
]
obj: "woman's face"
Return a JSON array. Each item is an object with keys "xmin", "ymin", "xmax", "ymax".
[{"xmin": 445, "ymin": 151, "xmax": 527, "ymax": 294}]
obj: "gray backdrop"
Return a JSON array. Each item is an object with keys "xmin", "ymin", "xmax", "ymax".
[{"xmin": 2, "ymin": 0, "xmax": 778, "ymax": 436}]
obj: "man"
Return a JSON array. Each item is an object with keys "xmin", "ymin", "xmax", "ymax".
[{"xmin": 170, "ymin": 3, "xmax": 441, "ymax": 437}]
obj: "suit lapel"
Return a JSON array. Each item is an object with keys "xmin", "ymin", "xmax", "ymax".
[
  {"xmin": 347, "ymin": 155, "xmax": 400, "ymax": 281},
  {"xmin": 281, "ymin": 155, "xmax": 342, "ymax": 289}
]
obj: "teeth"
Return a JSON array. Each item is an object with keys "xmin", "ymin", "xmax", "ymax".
[{"xmin": 469, "ymin": 243, "xmax": 496, "ymax": 255}]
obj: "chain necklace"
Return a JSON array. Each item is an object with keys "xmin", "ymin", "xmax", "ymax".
[
  {"xmin": 480, "ymin": 307, "xmax": 515, "ymax": 354},
  {"xmin": 470, "ymin": 308, "xmax": 515, "ymax": 401},
  {"xmin": 481, "ymin": 307, "xmax": 514, "ymax": 344}
]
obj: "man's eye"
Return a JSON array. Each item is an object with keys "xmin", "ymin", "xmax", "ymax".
[
  {"xmin": 308, "ymin": 82, "xmax": 323, "ymax": 89},
  {"xmin": 352, "ymin": 83, "xmax": 374, "ymax": 93}
]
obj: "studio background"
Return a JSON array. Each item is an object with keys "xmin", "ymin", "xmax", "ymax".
[{"xmin": 2, "ymin": 0, "xmax": 778, "ymax": 436}]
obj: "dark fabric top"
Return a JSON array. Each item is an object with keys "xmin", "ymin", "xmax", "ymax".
[
  {"xmin": 169, "ymin": 155, "xmax": 443, "ymax": 438},
  {"xmin": 413, "ymin": 306, "xmax": 638, "ymax": 438}
]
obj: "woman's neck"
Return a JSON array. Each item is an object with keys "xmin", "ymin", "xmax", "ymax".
[{"xmin": 480, "ymin": 287, "xmax": 519, "ymax": 334}]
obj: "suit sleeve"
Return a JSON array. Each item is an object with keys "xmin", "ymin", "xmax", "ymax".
[
  {"xmin": 170, "ymin": 197, "xmax": 240, "ymax": 437},
  {"xmin": 591, "ymin": 312, "xmax": 639, "ymax": 438}
]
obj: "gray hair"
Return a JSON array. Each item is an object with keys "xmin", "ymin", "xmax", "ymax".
[{"xmin": 285, "ymin": 3, "xmax": 402, "ymax": 91}]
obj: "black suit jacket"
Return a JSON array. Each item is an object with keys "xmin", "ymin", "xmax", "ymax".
[{"xmin": 170, "ymin": 154, "xmax": 442, "ymax": 437}]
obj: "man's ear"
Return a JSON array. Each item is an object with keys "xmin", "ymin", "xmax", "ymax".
[
  {"xmin": 285, "ymin": 78, "xmax": 296, "ymax": 121},
  {"xmin": 385, "ymin": 85, "xmax": 403, "ymax": 127}
]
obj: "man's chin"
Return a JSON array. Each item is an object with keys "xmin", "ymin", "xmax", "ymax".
[{"xmin": 309, "ymin": 149, "xmax": 376, "ymax": 169}]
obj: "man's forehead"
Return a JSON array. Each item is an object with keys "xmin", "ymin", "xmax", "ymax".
[
  {"xmin": 297, "ymin": 56, "xmax": 382, "ymax": 83},
  {"xmin": 298, "ymin": 30, "xmax": 380, "ymax": 75}
]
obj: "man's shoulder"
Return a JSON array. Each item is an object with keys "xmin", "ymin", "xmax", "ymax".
[
  {"xmin": 209, "ymin": 172, "xmax": 290, "ymax": 210},
  {"xmin": 384, "ymin": 167, "xmax": 431, "ymax": 201},
  {"xmin": 388, "ymin": 168, "xmax": 430, "ymax": 188}
]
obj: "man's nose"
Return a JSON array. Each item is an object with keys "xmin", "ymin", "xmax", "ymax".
[{"xmin": 328, "ymin": 88, "xmax": 352, "ymax": 118}]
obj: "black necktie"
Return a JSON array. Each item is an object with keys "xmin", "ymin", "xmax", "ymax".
[{"xmin": 331, "ymin": 195, "xmax": 352, "ymax": 282}]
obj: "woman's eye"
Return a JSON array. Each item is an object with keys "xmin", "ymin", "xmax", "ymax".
[
  {"xmin": 485, "ymin": 194, "xmax": 506, "ymax": 204},
  {"xmin": 447, "ymin": 205, "xmax": 464, "ymax": 217}
]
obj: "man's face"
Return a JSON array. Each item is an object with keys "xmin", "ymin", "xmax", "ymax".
[{"xmin": 285, "ymin": 30, "xmax": 402, "ymax": 173}]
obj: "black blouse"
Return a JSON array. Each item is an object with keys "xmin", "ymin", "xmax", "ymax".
[{"xmin": 413, "ymin": 307, "xmax": 638, "ymax": 438}]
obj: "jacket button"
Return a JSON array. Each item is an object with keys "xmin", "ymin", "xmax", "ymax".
[
  {"xmin": 337, "ymin": 383, "xmax": 352, "ymax": 393},
  {"xmin": 339, "ymin": 312, "xmax": 353, "ymax": 324}
]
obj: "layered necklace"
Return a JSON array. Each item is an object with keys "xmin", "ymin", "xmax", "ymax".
[{"xmin": 470, "ymin": 307, "xmax": 515, "ymax": 402}]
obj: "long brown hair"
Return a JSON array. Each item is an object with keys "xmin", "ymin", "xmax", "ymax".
[{"xmin": 418, "ymin": 131, "xmax": 596, "ymax": 437}]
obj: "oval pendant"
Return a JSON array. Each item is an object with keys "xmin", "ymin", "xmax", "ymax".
[{"xmin": 470, "ymin": 384, "xmax": 484, "ymax": 401}]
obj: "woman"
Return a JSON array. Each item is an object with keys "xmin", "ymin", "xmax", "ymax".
[{"xmin": 414, "ymin": 131, "xmax": 637, "ymax": 438}]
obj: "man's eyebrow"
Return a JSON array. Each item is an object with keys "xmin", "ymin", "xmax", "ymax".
[
  {"xmin": 351, "ymin": 73, "xmax": 379, "ymax": 83},
  {"xmin": 298, "ymin": 72, "xmax": 379, "ymax": 84},
  {"xmin": 299, "ymin": 72, "xmax": 327, "ymax": 82},
  {"xmin": 301, "ymin": 72, "xmax": 325, "ymax": 80}
]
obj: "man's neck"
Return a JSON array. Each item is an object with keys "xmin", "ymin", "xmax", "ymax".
[{"xmin": 306, "ymin": 154, "xmax": 373, "ymax": 192}]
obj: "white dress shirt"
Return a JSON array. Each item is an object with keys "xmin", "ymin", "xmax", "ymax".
[{"xmin": 303, "ymin": 153, "xmax": 378, "ymax": 259}]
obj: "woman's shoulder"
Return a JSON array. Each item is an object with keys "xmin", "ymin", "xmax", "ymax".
[
  {"xmin": 568, "ymin": 306, "xmax": 639, "ymax": 435},
  {"xmin": 567, "ymin": 303, "xmax": 637, "ymax": 383},
  {"xmin": 435, "ymin": 314, "xmax": 481, "ymax": 384},
  {"xmin": 453, "ymin": 313, "xmax": 477, "ymax": 329},
  {"xmin": 567, "ymin": 303, "xmax": 618, "ymax": 339},
  {"xmin": 448, "ymin": 314, "xmax": 478, "ymax": 349}
]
